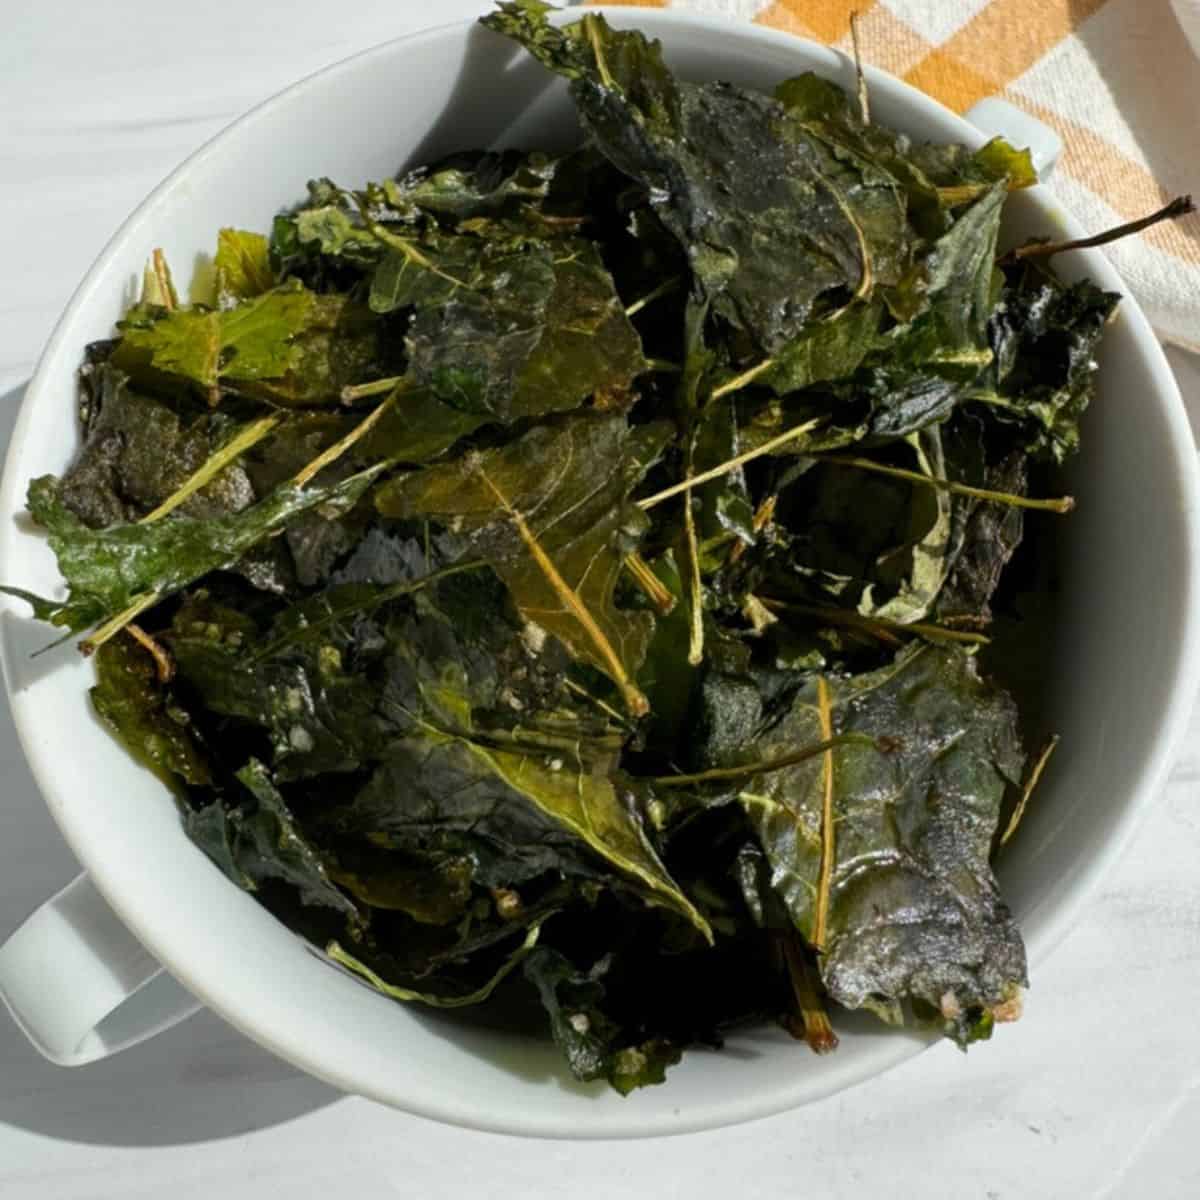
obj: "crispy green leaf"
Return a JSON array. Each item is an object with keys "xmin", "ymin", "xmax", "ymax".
[
  {"xmin": 911, "ymin": 183, "xmax": 1006, "ymax": 352},
  {"xmin": 251, "ymin": 561, "xmax": 484, "ymax": 663},
  {"xmin": 728, "ymin": 645, "xmax": 1026, "ymax": 1040},
  {"xmin": 325, "ymin": 842, "xmax": 475, "ymax": 925},
  {"xmin": 369, "ymin": 233, "xmax": 497, "ymax": 314},
  {"xmin": 114, "ymin": 287, "xmax": 304, "ymax": 391},
  {"xmin": 934, "ymin": 419, "xmax": 1027, "ymax": 622},
  {"xmin": 524, "ymin": 945, "xmax": 682, "ymax": 1092},
  {"xmin": 403, "ymin": 248, "xmax": 556, "ymax": 417},
  {"xmin": 214, "ymin": 228, "xmax": 275, "ymax": 304},
  {"xmin": 852, "ymin": 184, "xmax": 1007, "ymax": 438},
  {"xmin": 389, "ymin": 148, "xmax": 560, "ymax": 221},
  {"xmin": 359, "ymin": 391, "xmax": 490, "ymax": 464},
  {"xmin": 294, "ymin": 204, "xmax": 383, "ymax": 265},
  {"xmin": 751, "ymin": 299, "xmax": 883, "ymax": 397},
  {"xmin": 59, "ymin": 364, "xmax": 254, "ymax": 528},
  {"xmin": 169, "ymin": 628, "xmax": 391, "ymax": 779},
  {"xmin": 5, "ymin": 463, "xmax": 383, "ymax": 634},
  {"xmin": 369, "ymin": 231, "xmax": 589, "ymax": 421},
  {"xmin": 858, "ymin": 429, "xmax": 955, "ymax": 623},
  {"xmin": 634, "ymin": 551, "xmax": 698, "ymax": 752},
  {"xmin": 969, "ymin": 138, "xmax": 1037, "ymax": 192},
  {"xmin": 328, "ymin": 729, "xmax": 710, "ymax": 937},
  {"xmin": 185, "ymin": 758, "xmax": 361, "ymax": 921},
  {"xmin": 376, "ymin": 414, "xmax": 670, "ymax": 705},
  {"xmin": 112, "ymin": 282, "xmax": 379, "ymax": 407},
  {"xmin": 89, "ymin": 635, "xmax": 211, "ymax": 788},
  {"xmin": 973, "ymin": 268, "xmax": 1120, "ymax": 462},
  {"xmin": 776, "ymin": 73, "xmax": 1035, "ymax": 236},
  {"xmin": 513, "ymin": 238, "xmax": 646, "ymax": 411}
]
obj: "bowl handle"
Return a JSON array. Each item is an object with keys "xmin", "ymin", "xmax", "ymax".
[
  {"xmin": 0, "ymin": 873, "xmax": 201, "ymax": 1065},
  {"xmin": 965, "ymin": 97, "xmax": 1062, "ymax": 180}
]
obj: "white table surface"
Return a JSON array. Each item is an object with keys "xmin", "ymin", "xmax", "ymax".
[{"xmin": 2, "ymin": 2, "xmax": 1198, "ymax": 1195}]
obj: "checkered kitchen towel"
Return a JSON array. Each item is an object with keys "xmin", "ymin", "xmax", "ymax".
[{"xmin": 591, "ymin": 0, "xmax": 1200, "ymax": 351}]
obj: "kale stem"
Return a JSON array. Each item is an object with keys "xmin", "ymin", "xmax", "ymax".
[
  {"xmin": 326, "ymin": 922, "xmax": 544, "ymax": 1007},
  {"xmin": 849, "ymin": 10, "xmax": 870, "ymax": 126},
  {"xmin": 624, "ymin": 275, "xmax": 681, "ymax": 317},
  {"xmin": 151, "ymin": 249, "xmax": 178, "ymax": 311},
  {"xmin": 124, "ymin": 623, "xmax": 174, "ymax": 683},
  {"xmin": 940, "ymin": 612, "xmax": 992, "ymax": 630},
  {"xmin": 80, "ymin": 591, "xmax": 162, "ymax": 656},
  {"xmin": 644, "ymin": 358, "xmax": 682, "ymax": 374},
  {"xmin": 139, "ymin": 414, "xmax": 282, "ymax": 524},
  {"xmin": 563, "ymin": 678, "xmax": 630, "ymax": 727},
  {"xmin": 711, "ymin": 358, "xmax": 773, "ymax": 399},
  {"xmin": 682, "ymin": 462, "xmax": 705, "ymax": 667},
  {"xmin": 742, "ymin": 593, "xmax": 778, "ymax": 634},
  {"xmin": 814, "ymin": 453, "xmax": 1075, "ymax": 513},
  {"xmin": 646, "ymin": 733, "xmax": 873, "ymax": 787},
  {"xmin": 341, "ymin": 376, "xmax": 404, "ymax": 404},
  {"xmin": 762, "ymin": 598, "xmax": 991, "ymax": 646},
  {"xmin": 780, "ymin": 932, "xmax": 839, "ymax": 1054},
  {"xmin": 812, "ymin": 677, "xmax": 836, "ymax": 952},
  {"xmin": 623, "ymin": 551, "xmax": 676, "ymax": 615},
  {"xmin": 1002, "ymin": 195, "xmax": 1194, "ymax": 264},
  {"xmin": 292, "ymin": 389, "xmax": 402, "ymax": 488},
  {"xmin": 636, "ymin": 419, "xmax": 823, "ymax": 511},
  {"xmin": 584, "ymin": 14, "xmax": 615, "ymax": 89},
  {"xmin": 1001, "ymin": 734, "xmax": 1060, "ymax": 846}
]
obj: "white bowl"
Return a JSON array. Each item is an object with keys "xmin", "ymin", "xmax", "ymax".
[{"xmin": 1, "ymin": 8, "xmax": 1198, "ymax": 1138}]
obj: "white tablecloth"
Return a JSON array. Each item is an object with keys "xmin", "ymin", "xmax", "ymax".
[{"xmin": 2, "ymin": 3, "xmax": 1198, "ymax": 1195}]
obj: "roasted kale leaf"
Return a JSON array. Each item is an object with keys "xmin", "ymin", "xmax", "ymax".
[{"xmin": 718, "ymin": 645, "xmax": 1027, "ymax": 1041}]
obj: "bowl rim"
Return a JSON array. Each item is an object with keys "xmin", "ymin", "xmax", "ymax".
[{"xmin": 2, "ymin": 5, "xmax": 1199, "ymax": 1138}]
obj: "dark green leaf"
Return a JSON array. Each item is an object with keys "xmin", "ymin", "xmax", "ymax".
[
  {"xmin": 327, "ymin": 729, "xmax": 709, "ymax": 937},
  {"xmin": 935, "ymin": 419, "xmax": 1027, "ymax": 622},
  {"xmin": 169, "ymin": 621, "xmax": 392, "ymax": 780},
  {"xmin": 185, "ymin": 758, "xmax": 361, "ymax": 922},
  {"xmin": 759, "ymin": 430, "xmax": 957, "ymax": 624},
  {"xmin": 89, "ymin": 635, "xmax": 211, "ymax": 789},
  {"xmin": 751, "ymin": 299, "xmax": 883, "ymax": 397},
  {"xmin": 368, "ymin": 230, "xmax": 610, "ymax": 422},
  {"xmin": 973, "ymin": 268, "xmax": 1120, "ymax": 462},
  {"xmin": 728, "ymin": 644, "xmax": 1027, "ymax": 1040},
  {"xmin": 776, "ymin": 73, "xmax": 1034, "ymax": 236},
  {"xmin": 7, "ymin": 463, "xmax": 383, "ymax": 633},
  {"xmin": 324, "ymin": 841, "xmax": 475, "ymax": 925},
  {"xmin": 58, "ymin": 365, "xmax": 253, "ymax": 529},
  {"xmin": 853, "ymin": 185, "xmax": 1007, "ymax": 438},
  {"xmin": 513, "ymin": 238, "xmax": 646, "ymax": 411},
  {"xmin": 390, "ymin": 148, "xmax": 560, "ymax": 221},
  {"xmin": 376, "ymin": 413, "xmax": 671, "ymax": 708},
  {"xmin": 524, "ymin": 945, "xmax": 682, "ymax": 1092}
]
